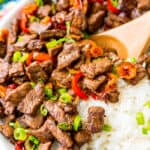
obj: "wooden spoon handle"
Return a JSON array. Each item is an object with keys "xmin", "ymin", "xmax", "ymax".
[{"xmin": 90, "ymin": 11, "xmax": 150, "ymax": 59}]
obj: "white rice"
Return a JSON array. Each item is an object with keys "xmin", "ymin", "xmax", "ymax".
[{"xmin": 79, "ymin": 78, "xmax": 150, "ymax": 150}]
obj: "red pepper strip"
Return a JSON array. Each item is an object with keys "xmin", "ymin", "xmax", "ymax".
[
  {"xmin": 53, "ymin": 23, "xmax": 66, "ymax": 30},
  {"xmin": 77, "ymin": 0, "xmax": 83, "ymax": 8},
  {"xmin": 8, "ymin": 84, "xmax": 17, "ymax": 89},
  {"xmin": 26, "ymin": 53, "xmax": 33, "ymax": 65},
  {"xmin": 88, "ymin": 0, "xmax": 103, "ymax": 3},
  {"xmin": 72, "ymin": 72, "xmax": 88, "ymax": 100},
  {"xmin": 15, "ymin": 141, "xmax": 24, "ymax": 150},
  {"xmin": 20, "ymin": 13, "xmax": 30, "ymax": 33},
  {"xmin": 107, "ymin": 0, "xmax": 119, "ymax": 14},
  {"xmin": 33, "ymin": 53, "xmax": 51, "ymax": 62}
]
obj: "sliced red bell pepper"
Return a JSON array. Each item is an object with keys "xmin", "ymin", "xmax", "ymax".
[
  {"xmin": 26, "ymin": 53, "xmax": 33, "ymax": 66},
  {"xmin": 77, "ymin": 0, "xmax": 83, "ymax": 8},
  {"xmin": 20, "ymin": 13, "xmax": 30, "ymax": 33},
  {"xmin": 72, "ymin": 72, "xmax": 88, "ymax": 100},
  {"xmin": 88, "ymin": 0, "xmax": 103, "ymax": 3},
  {"xmin": 8, "ymin": 84, "xmax": 17, "ymax": 89},
  {"xmin": 15, "ymin": 141, "xmax": 24, "ymax": 150},
  {"xmin": 33, "ymin": 53, "xmax": 51, "ymax": 62},
  {"xmin": 107, "ymin": 0, "xmax": 120, "ymax": 14}
]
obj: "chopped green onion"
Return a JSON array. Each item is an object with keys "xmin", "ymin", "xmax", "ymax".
[
  {"xmin": 46, "ymin": 38, "xmax": 75, "ymax": 49},
  {"xmin": 51, "ymin": 3, "xmax": 56, "ymax": 14},
  {"xmin": 73, "ymin": 115, "xmax": 81, "ymax": 131},
  {"xmin": 17, "ymin": 36, "xmax": 24, "ymax": 42},
  {"xmin": 44, "ymin": 86, "xmax": 53, "ymax": 99},
  {"xmin": 66, "ymin": 21, "xmax": 71, "ymax": 35},
  {"xmin": 40, "ymin": 104, "xmax": 48, "ymax": 116},
  {"xmin": 50, "ymin": 95, "xmax": 58, "ymax": 101},
  {"xmin": 126, "ymin": 57, "xmax": 137, "ymax": 64},
  {"xmin": 9, "ymin": 122, "xmax": 20, "ymax": 128},
  {"xmin": 83, "ymin": 31, "xmax": 90, "ymax": 39},
  {"xmin": 59, "ymin": 93, "xmax": 72, "ymax": 103},
  {"xmin": 142, "ymin": 127, "xmax": 148, "ymax": 135},
  {"xmin": 144, "ymin": 101, "xmax": 150, "ymax": 108},
  {"xmin": 58, "ymin": 88, "xmax": 67, "ymax": 95},
  {"xmin": 12, "ymin": 51, "xmax": 22, "ymax": 62},
  {"xmin": 136, "ymin": 112, "xmax": 145, "ymax": 125},
  {"xmin": 29, "ymin": 16, "xmax": 40, "ymax": 23},
  {"xmin": 146, "ymin": 120, "xmax": 150, "ymax": 130},
  {"xmin": 112, "ymin": 65, "xmax": 118, "ymax": 75},
  {"xmin": 111, "ymin": 0, "xmax": 119, "ymax": 7},
  {"xmin": 25, "ymin": 135, "xmax": 39, "ymax": 150},
  {"xmin": 20, "ymin": 53, "xmax": 29, "ymax": 62},
  {"xmin": 102, "ymin": 124, "xmax": 112, "ymax": 132},
  {"xmin": 58, "ymin": 122, "xmax": 70, "ymax": 130},
  {"xmin": 34, "ymin": 0, "xmax": 43, "ymax": 6},
  {"xmin": 30, "ymin": 82, "xmax": 36, "ymax": 88},
  {"xmin": 14, "ymin": 128, "xmax": 27, "ymax": 141}
]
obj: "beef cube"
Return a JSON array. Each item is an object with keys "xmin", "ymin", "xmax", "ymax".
[
  {"xmin": 146, "ymin": 64, "xmax": 150, "ymax": 79},
  {"xmin": 74, "ymin": 130, "xmax": 91, "ymax": 146},
  {"xmin": 40, "ymin": 29, "xmax": 65, "ymax": 40},
  {"xmin": 57, "ymin": 0, "xmax": 69, "ymax": 11},
  {"xmin": 65, "ymin": 8, "xmax": 87, "ymax": 30},
  {"xmin": 26, "ymin": 62, "xmax": 48, "ymax": 82},
  {"xmin": 87, "ymin": 106, "xmax": 105, "ymax": 133},
  {"xmin": 29, "ymin": 22, "xmax": 50, "ymax": 34},
  {"xmin": 44, "ymin": 101, "xmax": 65, "ymax": 123},
  {"xmin": 29, "ymin": 120, "xmax": 53, "ymax": 143},
  {"xmin": 18, "ymin": 112, "xmax": 44, "ymax": 129},
  {"xmin": 12, "ymin": 75, "xmax": 28, "ymax": 85},
  {"xmin": 14, "ymin": 34, "xmax": 37, "ymax": 49},
  {"xmin": 9, "ymin": 62, "xmax": 24, "ymax": 77},
  {"xmin": 137, "ymin": 0, "xmax": 150, "ymax": 10},
  {"xmin": 80, "ymin": 58, "xmax": 112, "ymax": 79},
  {"xmin": 0, "ymin": 59, "xmax": 9, "ymax": 83},
  {"xmin": 83, "ymin": 75, "xmax": 106, "ymax": 91},
  {"xmin": 40, "ymin": 60, "xmax": 53, "ymax": 74},
  {"xmin": 39, "ymin": 142, "xmax": 52, "ymax": 150},
  {"xmin": 5, "ymin": 82, "xmax": 32, "ymax": 103},
  {"xmin": 27, "ymin": 39, "xmax": 44, "ymax": 51},
  {"xmin": 0, "ymin": 124, "xmax": 13, "ymax": 138},
  {"xmin": 107, "ymin": 90, "xmax": 119, "ymax": 103},
  {"xmin": 37, "ymin": 5, "xmax": 52, "ymax": 18},
  {"xmin": 46, "ymin": 116, "xmax": 73, "ymax": 148},
  {"xmin": 0, "ymin": 42, "xmax": 6, "ymax": 58},
  {"xmin": 52, "ymin": 11, "xmax": 67, "ymax": 24},
  {"xmin": 88, "ymin": 10, "xmax": 105, "ymax": 33},
  {"xmin": 51, "ymin": 70, "xmax": 72, "ymax": 88},
  {"xmin": 17, "ymin": 83, "xmax": 44, "ymax": 115},
  {"xmin": 57, "ymin": 43, "xmax": 80, "ymax": 69}
]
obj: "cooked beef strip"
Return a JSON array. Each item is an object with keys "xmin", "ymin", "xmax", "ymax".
[
  {"xmin": 2, "ymin": 115, "xmax": 15, "ymax": 124},
  {"xmin": 57, "ymin": 43, "xmax": 80, "ymax": 69},
  {"xmin": 14, "ymin": 34, "xmax": 37, "ymax": 49},
  {"xmin": 0, "ymin": 42, "xmax": 6, "ymax": 58},
  {"xmin": 40, "ymin": 29, "xmax": 66, "ymax": 40},
  {"xmin": 37, "ymin": 5, "xmax": 52, "ymax": 18},
  {"xmin": 38, "ymin": 142, "xmax": 52, "ymax": 150},
  {"xmin": 12, "ymin": 75, "xmax": 28, "ymax": 85},
  {"xmin": 29, "ymin": 119, "xmax": 53, "ymax": 142},
  {"xmin": 27, "ymin": 39, "xmax": 44, "ymax": 51},
  {"xmin": 48, "ymin": 44, "xmax": 63, "ymax": 56},
  {"xmin": 17, "ymin": 83, "xmax": 44, "ymax": 115},
  {"xmin": 8, "ymin": 19, "xmax": 19, "ymax": 44},
  {"xmin": 18, "ymin": 112, "xmax": 44, "ymax": 129},
  {"xmin": 57, "ymin": 0, "xmax": 69, "ymax": 11},
  {"xmin": 5, "ymin": 82, "xmax": 32, "ymax": 103},
  {"xmin": 88, "ymin": 10, "xmax": 105, "ymax": 33},
  {"xmin": 90, "ymin": 2, "xmax": 105, "ymax": 14},
  {"xmin": 87, "ymin": 106, "xmax": 105, "ymax": 133},
  {"xmin": 44, "ymin": 101, "xmax": 66, "ymax": 123},
  {"xmin": 0, "ymin": 59, "xmax": 9, "ymax": 83},
  {"xmin": 26, "ymin": 62, "xmax": 48, "ymax": 82},
  {"xmin": 129, "ymin": 64, "xmax": 146, "ymax": 85},
  {"xmin": 0, "ymin": 124, "xmax": 13, "ymax": 138},
  {"xmin": 65, "ymin": 8, "xmax": 87, "ymax": 30},
  {"xmin": 80, "ymin": 58, "xmax": 112, "ymax": 79},
  {"xmin": 40, "ymin": 60, "xmax": 53, "ymax": 74},
  {"xmin": 106, "ymin": 90, "xmax": 120, "ymax": 103},
  {"xmin": 29, "ymin": 22, "xmax": 51, "ymax": 34},
  {"xmin": 46, "ymin": 116, "xmax": 73, "ymax": 148},
  {"xmin": 52, "ymin": 11, "xmax": 67, "ymax": 24},
  {"xmin": 51, "ymin": 69, "xmax": 72, "ymax": 88},
  {"xmin": 83, "ymin": 75, "xmax": 106, "ymax": 91},
  {"xmin": 136, "ymin": 0, "xmax": 150, "ymax": 10},
  {"xmin": 9, "ymin": 62, "xmax": 24, "ymax": 78},
  {"xmin": 74, "ymin": 130, "xmax": 91, "ymax": 146},
  {"xmin": 147, "ymin": 64, "xmax": 150, "ymax": 78}
]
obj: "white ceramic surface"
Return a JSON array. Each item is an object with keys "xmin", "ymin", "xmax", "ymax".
[{"xmin": 0, "ymin": 1, "xmax": 33, "ymax": 149}]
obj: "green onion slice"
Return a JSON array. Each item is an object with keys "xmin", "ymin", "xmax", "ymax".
[
  {"xmin": 66, "ymin": 21, "xmax": 71, "ymax": 35},
  {"xmin": 12, "ymin": 51, "xmax": 22, "ymax": 62},
  {"xmin": 14, "ymin": 128, "xmax": 27, "ymax": 141},
  {"xmin": 17, "ymin": 36, "xmax": 24, "ymax": 42},
  {"xmin": 111, "ymin": 0, "xmax": 119, "ymax": 7},
  {"xmin": 40, "ymin": 104, "xmax": 48, "ymax": 116},
  {"xmin": 30, "ymin": 82, "xmax": 36, "ymax": 88},
  {"xmin": 58, "ymin": 122, "xmax": 70, "ymax": 130},
  {"xmin": 44, "ymin": 86, "xmax": 53, "ymax": 98},
  {"xmin": 59, "ymin": 93, "xmax": 72, "ymax": 103},
  {"xmin": 142, "ymin": 127, "xmax": 148, "ymax": 135},
  {"xmin": 102, "ymin": 124, "xmax": 112, "ymax": 132},
  {"xmin": 144, "ymin": 101, "xmax": 150, "ymax": 108},
  {"xmin": 58, "ymin": 88, "xmax": 67, "ymax": 95},
  {"xmin": 20, "ymin": 53, "xmax": 29, "ymax": 62},
  {"xmin": 29, "ymin": 16, "xmax": 40, "ymax": 23},
  {"xmin": 136, "ymin": 112, "xmax": 145, "ymax": 125},
  {"xmin": 73, "ymin": 115, "xmax": 81, "ymax": 131},
  {"xmin": 34, "ymin": 0, "xmax": 43, "ymax": 6}
]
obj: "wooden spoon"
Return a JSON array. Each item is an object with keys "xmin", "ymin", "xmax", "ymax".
[{"xmin": 90, "ymin": 11, "xmax": 150, "ymax": 59}]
